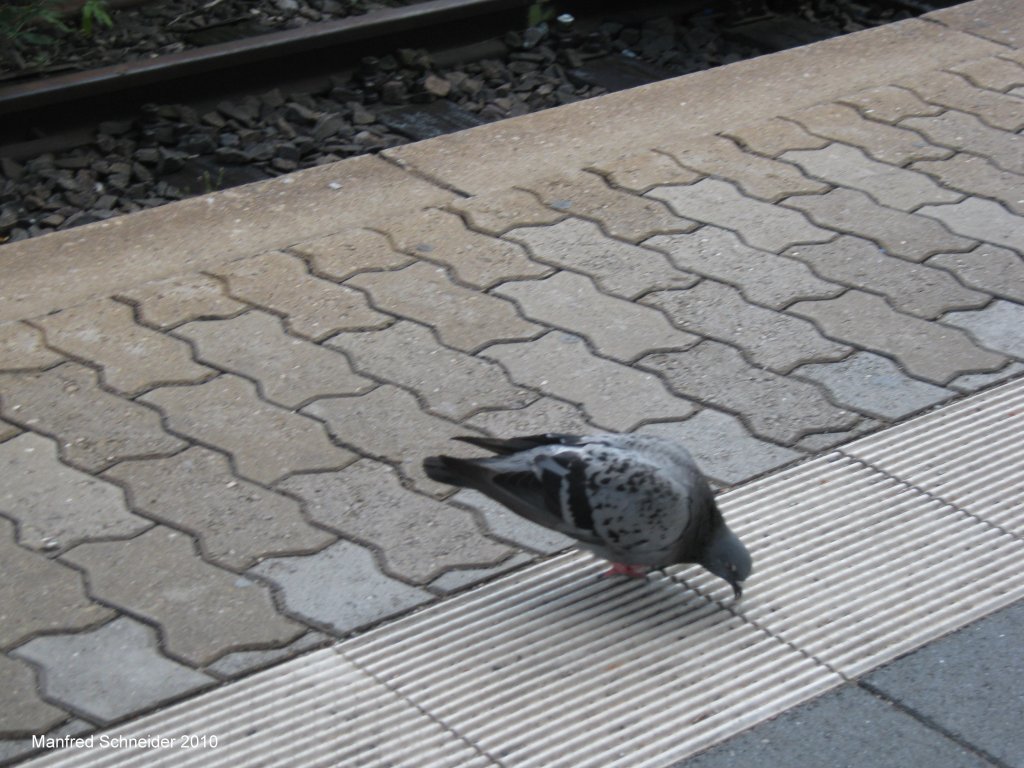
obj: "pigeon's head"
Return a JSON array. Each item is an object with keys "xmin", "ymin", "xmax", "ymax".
[{"xmin": 701, "ymin": 525, "xmax": 752, "ymax": 599}]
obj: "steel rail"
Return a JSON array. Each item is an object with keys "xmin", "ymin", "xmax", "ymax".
[{"xmin": 0, "ymin": 0, "xmax": 535, "ymax": 116}]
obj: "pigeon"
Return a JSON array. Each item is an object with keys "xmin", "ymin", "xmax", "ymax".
[{"xmin": 423, "ymin": 432, "xmax": 752, "ymax": 598}]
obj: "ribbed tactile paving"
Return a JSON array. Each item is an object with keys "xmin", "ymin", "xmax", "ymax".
[
  {"xmin": 23, "ymin": 650, "xmax": 493, "ymax": 768},
  {"xmin": 840, "ymin": 377, "xmax": 1024, "ymax": 538},
  {"xmin": 22, "ymin": 378, "xmax": 1024, "ymax": 768},
  {"xmin": 344, "ymin": 553, "xmax": 839, "ymax": 768},
  {"xmin": 711, "ymin": 453, "xmax": 1024, "ymax": 678}
]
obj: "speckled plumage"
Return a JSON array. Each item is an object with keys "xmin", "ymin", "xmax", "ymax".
[{"xmin": 423, "ymin": 432, "xmax": 752, "ymax": 597}]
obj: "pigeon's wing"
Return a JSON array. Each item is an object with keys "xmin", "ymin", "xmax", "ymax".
[
  {"xmin": 424, "ymin": 446, "xmax": 605, "ymax": 545},
  {"xmin": 487, "ymin": 449, "xmax": 607, "ymax": 545}
]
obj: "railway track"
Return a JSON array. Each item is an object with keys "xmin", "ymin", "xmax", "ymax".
[
  {"xmin": 2, "ymin": 0, "xmax": 535, "ymax": 124},
  {"xmin": 0, "ymin": 0, "xmax": 959, "ymax": 242}
]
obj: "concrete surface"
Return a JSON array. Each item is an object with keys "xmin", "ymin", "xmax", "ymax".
[
  {"xmin": 676, "ymin": 599, "xmax": 1024, "ymax": 768},
  {"xmin": 676, "ymin": 685, "xmax": 994, "ymax": 768},
  {"xmin": 863, "ymin": 600, "xmax": 1024, "ymax": 767}
]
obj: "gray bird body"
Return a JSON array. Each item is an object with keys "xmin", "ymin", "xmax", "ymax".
[{"xmin": 423, "ymin": 432, "xmax": 752, "ymax": 597}]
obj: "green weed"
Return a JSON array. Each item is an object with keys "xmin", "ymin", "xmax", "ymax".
[{"xmin": 80, "ymin": 0, "xmax": 113, "ymax": 37}]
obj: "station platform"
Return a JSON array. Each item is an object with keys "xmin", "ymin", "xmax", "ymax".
[{"xmin": 1, "ymin": 0, "xmax": 1023, "ymax": 765}]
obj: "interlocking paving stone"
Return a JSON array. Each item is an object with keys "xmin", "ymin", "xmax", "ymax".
[
  {"xmin": 645, "ymin": 226, "xmax": 843, "ymax": 309},
  {"xmin": 898, "ymin": 69, "xmax": 1024, "ymax": 131},
  {"xmin": 928, "ymin": 244, "xmax": 1024, "ymax": 302},
  {"xmin": 949, "ymin": 56, "xmax": 1024, "ymax": 91},
  {"xmin": 452, "ymin": 489, "xmax": 575, "ymax": 554},
  {"xmin": 839, "ymin": 84, "xmax": 945, "ymax": 123},
  {"xmin": 0, "ymin": 362, "xmax": 186, "ymax": 473},
  {"xmin": 426, "ymin": 552, "xmax": 536, "ymax": 595},
  {"xmin": 278, "ymin": 459, "xmax": 513, "ymax": 584},
  {"xmin": 103, "ymin": 446, "xmax": 335, "ymax": 572},
  {"xmin": 1, "ymin": 719, "xmax": 92, "ymax": 765},
  {"xmin": 176, "ymin": 310, "xmax": 374, "ymax": 408},
  {"xmin": 792, "ymin": 418, "xmax": 883, "ymax": 453},
  {"xmin": 863, "ymin": 601, "xmax": 1024, "ymax": 768},
  {"xmin": 588, "ymin": 149, "xmax": 702, "ymax": 194},
  {"xmin": 325, "ymin": 320, "xmax": 533, "ymax": 419},
  {"xmin": 0, "ymin": 516, "xmax": 114, "ymax": 650},
  {"xmin": 446, "ymin": 188, "xmax": 567, "ymax": 236},
  {"xmin": 346, "ymin": 261, "xmax": 542, "ymax": 352},
  {"xmin": 723, "ymin": 116, "xmax": 829, "ymax": 157},
  {"xmin": 523, "ymin": 170, "xmax": 697, "ymax": 243},
  {"xmin": 942, "ymin": 300, "xmax": 1024, "ymax": 359},
  {"xmin": 204, "ymin": 630, "xmax": 330, "ymax": 679},
  {"xmin": 484, "ymin": 331, "xmax": 696, "ymax": 431},
  {"xmin": 0, "ymin": 321, "xmax": 61, "ymax": 370},
  {"xmin": 141, "ymin": 374, "xmax": 354, "ymax": 484},
  {"xmin": 383, "ymin": 207, "xmax": 549, "ymax": 288},
  {"xmin": 785, "ymin": 235, "xmax": 990, "ymax": 319},
  {"xmin": 249, "ymin": 539, "xmax": 433, "ymax": 635},
  {"xmin": 917, "ymin": 197, "xmax": 1024, "ymax": 251},
  {"xmin": 33, "ymin": 299, "xmax": 214, "ymax": 396},
  {"xmin": 948, "ymin": 361, "xmax": 1024, "ymax": 394},
  {"xmin": 786, "ymin": 102, "xmax": 952, "ymax": 165},
  {"xmin": 902, "ymin": 110, "xmax": 1024, "ymax": 175},
  {"xmin": 463, "ymin": 395, "xmax": 597, "ymax": 436},
  {"xmin": 505, "ymin": 218, "xmax": 696, "ymax": 299},
  {"xmin": 789, "ymin": 290, "xmax": 1007, "ymax": 384},
  {"xmin": 912, "ymin": 152, "xmax": 1024, "ymax": 216},
  {"xmin": 643, "ymin": 281, "xmax": 851, "ymax": 374},
  {"xmin": 0, "ymin": 433, "xmax": 148, "ymax": 552},
  {"xmin": 11, "ymin": 616, "xmax": 214, "ymax": 725},
  {"xmin": 660, "ymin": 134, "xmax": 828, "ymax": 201},
  {"xmin": 639, "ymin": 340, "xmax": 859, "ymax": 444},
  {"xmin": 636, "ymin": 409, "xmax": 803, "ymax": 486},
  {"xmin": 493, "ymin": 271, "xmax": 700, "ymax": 362},
  {"xmin": 781, "ymin": 144, "xmax": 961, "ymax": 211},
  {"xmin": 0, "ymin": 653, "xmax": 67, "ymax": 735},
  {"xmin": 648, "ymin": 179, "xmax": 834, "ymax": 252},
  {"xmin": 61, "ymin": 526, "xmax": 304, "ymax": 665},
  {"xmin": 303, "ymin": 384, "xmax": 480, "ymax": 495},
  {"xmin": 783, "ymin": 188, "xmax": 978, "ymax": 262},
  {"xmin": 288, "ymin": 227, "xmax": 412, "ymax": 281},
  {"xmin": 115, "ymin": 273, "xmax": 247, "ymax": 330},
  {"xmin": 794, "ymin": 351, "xmax": 954, "ymax": 420},
  {"xmin": 674, "ymin": 684, "xmax": 991, "ymax": 768},
  {"xmin": 211, "ymin": 251, "xmax": 392, "ymax": 340}
]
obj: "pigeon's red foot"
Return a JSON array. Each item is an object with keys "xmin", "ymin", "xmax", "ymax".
[{"xmin": 602, "ymin": 562, "xmax": 650, "ymax": 579}]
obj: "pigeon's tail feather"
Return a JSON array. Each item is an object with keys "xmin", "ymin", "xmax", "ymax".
[
  {"xmin": 423, "ymin": 454, "xmax": 484, "ymax": 488},
  {"xmin": 454, "ymin": 433, "xmax": 582, "ymax": 455}
]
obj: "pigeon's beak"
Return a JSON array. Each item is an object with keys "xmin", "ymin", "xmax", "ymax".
[{"xmin": 730, "ymin": 579, "xmax": 743, "ymax": 600}]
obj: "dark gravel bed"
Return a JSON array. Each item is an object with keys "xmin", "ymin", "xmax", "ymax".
[{"xmin": 1, "ymin": 1, "xmax": 935, "ymax": 243}]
